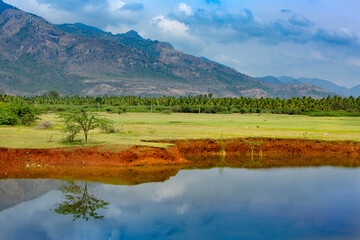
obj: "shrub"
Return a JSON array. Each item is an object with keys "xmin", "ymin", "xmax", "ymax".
[
  {"xmin": 21, "ymin": 113, "xmax": 37, "ymax": 126},
  {"xmin": 0, "ymin": 111, "xmax": 18, "ymax": 125},
  {"xmin": 56, "ymin": 107, "xmax": 66, "ymax": 112},
  {"xmin": 105, "ymin": 107, "xmax": 113, "ymax": 112},
  {"xmin": 117, "ymin": 107, "xmax": 128, "ymax": 114},
  {"xmin": 180, "ymin": 106, "xmax": 191, "ymax": 113},
  {"xmin": 98, "ymin": 119, "xmax": 116, "ymax": 133},
  {"xmin": 202, "ymin": 106, "xmax": 225, "ymax": 114},
  {"xmin": 36, "ymin": 121, "xmax": 53, "ymax": 129},
  {"xmin": 0, "ymin": 104, "xmax": 38, "ymax": 126},
  {"xmin": 161, "ymin": 110, "xmax": 172, "ymax": 115},
  {"xmin": 63, "ymin": 121, "xmax": 81, "ymax": 142}
]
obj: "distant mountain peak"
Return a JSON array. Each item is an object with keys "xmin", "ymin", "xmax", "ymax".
[
  {"xmin": 73, "ymin": 23, "xmax": 106, "ymax": 34},
  {"xmin": 0, "ymin": 0, "xmax": 16, "ymax": 14},
  {"xmin": 258, "ymin": 75, "xmax": 359, "ymax": 97},
  {"xmin": 121, "ymin": 30, "xmax": 144, "ymax": 40}
]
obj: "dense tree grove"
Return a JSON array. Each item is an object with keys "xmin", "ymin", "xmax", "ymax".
[
  {"xmin": 0, "ymin": 103, "xmax": 38, "ymax": 125},
  {"xmin": 0, "ymin": 94, "xmax": 359, "ymax": 116}
]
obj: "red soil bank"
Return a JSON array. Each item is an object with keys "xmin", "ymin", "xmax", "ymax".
[
  {"xmin": 165, "ymin": 138, "xmax": 360, "ymax": 156},
  {"xmin": 0, "ymin": 145, "xmax": 189, "ymax": 174},
  {"xmin": 1, "ymin": 138, "xmax": 360, "ymax": 181}
]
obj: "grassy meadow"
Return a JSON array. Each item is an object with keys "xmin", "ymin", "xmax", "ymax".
[{"xmin": 0, "ymin": 112, "xmax": 359, "ymax": 149}]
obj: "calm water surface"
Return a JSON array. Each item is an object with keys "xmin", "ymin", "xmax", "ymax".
[{"xmin": 0, "ymin": 167, "xmax": 360, "ymax": 240}]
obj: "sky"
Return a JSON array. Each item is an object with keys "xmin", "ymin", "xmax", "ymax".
[{"xmin": 5, "ymin": 0, "xmax": 360, "ymax": 88}]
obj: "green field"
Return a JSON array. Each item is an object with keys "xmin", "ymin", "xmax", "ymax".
[{"xmin": 0, "ymin": 112, "xmax": 360, "ymax": 149}]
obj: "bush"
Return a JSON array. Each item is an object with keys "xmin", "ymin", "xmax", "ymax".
[
  {"xmin": 202, "ymin": 106, "xmax": 225, "ymax": 114},
  {"xmin": 56, "ymin": 107, "xmax": 66, "ymax": 112},
  {"xmin": 0, "ymin": 104, "xmax": 38, "ymax": 126},
  {"xmin": 105, "ymin": 107, "xmax": 113, "ymax": 112},
  {"xmin": 21, "ymin": 113, "xmax": 35, "ymax": 125},
  {"xmin": 63, "ymin": 121, "xmax": 81, "ymax": 142},
  {"xmin": 154, "ymin": 106, "xmax": 168, "ymax": 112},
  {"xmin": 36, "ymin": 121, "xmax": 53, "ymax": 129},
  {"xmin": 117, "ymin": 107, "xmax": 128, "ymax": 114},
  {"xmin": 0, "ymin": 111, "xmax": 18, "ymax": 125},
  {"xmin": 161, "ymin": 110, "xmax": 172, "ymax": 115},
  {"xmin": 171, "ymin": 106, "xmax": 182, "ymax": 113},
  {"xmin": 180, "ymin": 106, "xmax": 191, "ymax": 113},
  {"xmin": 98, "ymin": 118, "xmax": 116, "ymax": 133}
]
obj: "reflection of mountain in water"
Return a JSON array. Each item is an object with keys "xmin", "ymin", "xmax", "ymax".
[{"xmin": 0, "ymin": 179, "xmax": 60, "ymax": 211}]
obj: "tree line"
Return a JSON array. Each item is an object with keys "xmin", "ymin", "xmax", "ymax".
[{"xmin": 1, "ymin": 94, "xmax": 359, "ymax": 113}]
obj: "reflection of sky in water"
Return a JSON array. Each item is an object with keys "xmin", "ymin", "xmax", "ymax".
[{"xmin": 1, "ymin": 167, "xmax": 360, "ymax": 240}]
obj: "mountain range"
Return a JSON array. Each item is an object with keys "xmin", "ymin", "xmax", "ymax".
[
  {"xmin": 0, "ymin": 0, "xmax": 333, "ymax": 98},
  {"xmin": 257, "ymin": 76, "xmax": 360, "ymax": 97}
]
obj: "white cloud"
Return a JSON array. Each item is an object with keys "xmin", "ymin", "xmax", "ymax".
[
  {"xmin": 311, "ymin": 50, "xmax": 326, "ymax": 61},
  {"xmin": 179, "ymin": 3, "xmax": 193, "ymax": 16},
  {"xmin": 347, "ymin": 58, "xmax": 360, "ymax": 67},
  {"xmin": 105, "ymin": 0, "xmax": 142, "ymax": 24},
  {"xmin": 107, "ymin": 0, "xmax": 125, "ymax": 12},
  {"xmin": 25, "ymin": 0, "xmax": 75, "ymax": 24},
  {"xmin": 82, "ymin": 4, "xmax": 98, "ymax": 14},
  {"xmin": 151, "ymin": 15, "xmax": 192, "ymax": 39},
  {"xmin": 105, "ymin": 24, "xmax": 132, "ymax": 34},
  {"xmin": 215, "ymin": 54, "xmax": 240, "ymax": 65}
]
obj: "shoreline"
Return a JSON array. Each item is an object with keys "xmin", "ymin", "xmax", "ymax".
[{"xmin": 1, "ymin": 137, "xmax": 360, "ymax": 184}]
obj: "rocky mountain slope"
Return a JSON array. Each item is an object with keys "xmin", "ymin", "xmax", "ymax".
[{"xmin": 0, "ymin": 1, "xmax": 332, "ymax": 98}]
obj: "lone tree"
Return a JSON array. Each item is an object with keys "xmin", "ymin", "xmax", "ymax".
[
  {"xmin": 48, "ymin": 90, "xmax": 60, "ymax": 98},
  {"xmin": 62, "ymin": 110, "xmax": 113, "ymax": 144}
]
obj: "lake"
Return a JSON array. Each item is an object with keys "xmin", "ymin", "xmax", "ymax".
[{"xmin": 0, "ymin": 167, "xmax": 360, "ymax": 240}]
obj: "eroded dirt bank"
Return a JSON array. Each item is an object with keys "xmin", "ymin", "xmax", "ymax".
[
  {"xmin": 1, "ymin": 137, "xmax": 360, "ymax": 184},
  {"xmin": 165, "ymin": 138, "xmax": 360, "ymax": 156}
]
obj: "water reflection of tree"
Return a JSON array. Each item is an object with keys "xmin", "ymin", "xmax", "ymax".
[
  {"xmin": 218, "ymin": 144, "xmax": 226, "ymax": 177},
  {"xmin": 53, "ymin": 181, "xmax": 109, "ymax": 221}
]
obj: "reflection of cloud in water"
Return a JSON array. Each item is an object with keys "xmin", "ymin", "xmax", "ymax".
[
  {"xmin": 105, "ymin": 204, "xmax": 141, "ymax": 218},
  {"xmin": 153, "ymin": 183, "xmax": 186, "ymax": 202},
  {"xmin": 1, "ymin": 168, "xmax": 360, "ymax": 239},
  {"xmin": 176, "ymin": 203, "xmax": 189, "ymax": 215}
]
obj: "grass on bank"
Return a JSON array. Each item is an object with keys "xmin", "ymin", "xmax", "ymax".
[{"xmin": 0, "ymin": 112, "xmax": 360, "ymax": 149}]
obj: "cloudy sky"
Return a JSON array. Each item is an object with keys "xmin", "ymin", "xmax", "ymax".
[{"xmin": 6, "ymin": 0, "xmax": 360, "ymax": 88}]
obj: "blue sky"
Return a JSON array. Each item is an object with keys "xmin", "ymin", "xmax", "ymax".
[{"xmin": 6, "ymin": 0, "xmax": 360, "ymax": 87}]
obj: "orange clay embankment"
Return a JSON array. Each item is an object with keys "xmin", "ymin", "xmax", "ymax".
[
  {"xmin": 0, "ymin": 145, "xmax": 189, "ymax": 169},
  {"xmin": 1, "ymin": 138, "xmax": 360, "ymax": 184},
  {"xmin": 0, "ymin": 145, "xmax": 189, "ymax": 184},
  {"xmin": 164, "ymin": 138, "xmax": 360, "ymax": 156}
]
